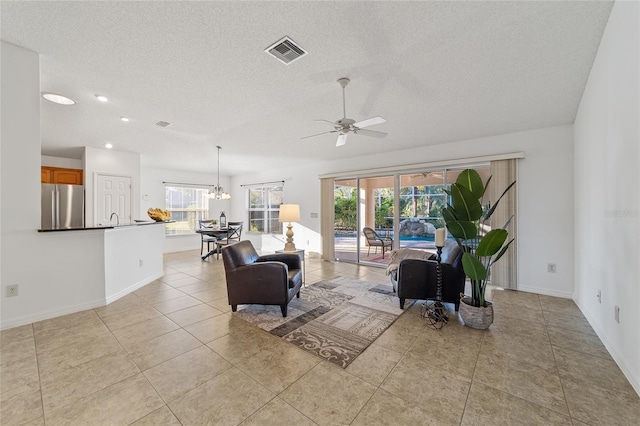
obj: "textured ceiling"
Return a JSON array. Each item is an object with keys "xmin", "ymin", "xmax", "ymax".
[{"xmin": 1, "ymin": 1, "xmax": 613, "ymax": 176}]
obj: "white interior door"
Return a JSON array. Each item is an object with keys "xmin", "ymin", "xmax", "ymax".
[{"xmin": 96, "ymin": 174, "xmax": 132, "ymax": 226}]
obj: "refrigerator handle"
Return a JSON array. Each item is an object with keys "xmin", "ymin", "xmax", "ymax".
[{"xmin": 54, "ymin": 189, "xmax": 59, "ymax": 229}]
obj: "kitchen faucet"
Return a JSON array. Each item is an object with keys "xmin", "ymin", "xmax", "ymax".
[{"xmin": 110, "ymin": 212, "xmax": 120, "ymax": 226}]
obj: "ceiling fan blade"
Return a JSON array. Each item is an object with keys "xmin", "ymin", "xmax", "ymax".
[
  {"xmin": 314, "ymin": 119, "xmax": 338, "ymax": 125},
  {"xmin": 354, "ymin": 128, "xmax": 388, "ymax": 138},
  {"xmin": 336, "ymin": 133, "xmax": 348, "ymax": 147},
  {"xmin": 301, "ymin": 130, "xmax": 337, "ymax": 140},
  {"xmin": 353, "ymin": 116, "xmax": 386, "ymax": 128}
]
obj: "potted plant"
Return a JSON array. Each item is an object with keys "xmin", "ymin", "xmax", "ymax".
[{"xmin": 443, "ymin": 169, "xmax": 515, "ymax": 329}]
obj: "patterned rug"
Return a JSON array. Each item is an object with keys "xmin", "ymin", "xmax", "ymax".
[{"xmin": 232, "ymin": 276, "xmax": 410, "ymax": 368}]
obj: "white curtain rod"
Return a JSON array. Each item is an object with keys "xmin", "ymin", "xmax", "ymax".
[
  {"xmin": 162, "ymin": 181, "xmax": 212, "ymax": 188},
  {"xmin": 240, "ymin": 180, "xmax": 285, "ymax": 188}
]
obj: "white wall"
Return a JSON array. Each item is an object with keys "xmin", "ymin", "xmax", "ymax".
[
  {"xmin": 41, "ymin": 155, "xmax": 83, "ymax": 169},
  {"xmin": 140, "ymin": 167, "xmax": 232, "ymax": 253},
  {"xmin": 229, "ymin": 124, "xmax": 575, "ymax": 297},
  {"xmin": 1, "ymin": 43, "xmax": 105, "ymax": 328},
  {"xmin": 574, "ymin": 0, "xmax": 640, "ymax": 394},
  {"xmin": 84, "ymin": 146, "xmax": 141, "ymax": 226}
]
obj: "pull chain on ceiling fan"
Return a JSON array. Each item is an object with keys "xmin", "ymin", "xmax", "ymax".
[{"xmin": 301, "ymin": 78, "xmax": 387, "ymax": 146}]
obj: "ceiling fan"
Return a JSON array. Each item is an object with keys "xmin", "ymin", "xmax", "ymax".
[{"xmin": 302, "ymin": 78, "xmax": 387, "ymax": 147}]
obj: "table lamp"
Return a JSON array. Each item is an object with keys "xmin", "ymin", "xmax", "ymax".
[{"xmin": 279, "ymin": 204, "xmax": 300, "ymax": 251}]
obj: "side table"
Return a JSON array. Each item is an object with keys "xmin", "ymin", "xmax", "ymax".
[{"xmin": 275, "ymin": 248, "xmax": 305, "ymax": 286}]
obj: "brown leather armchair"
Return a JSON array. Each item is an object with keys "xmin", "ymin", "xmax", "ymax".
[
  {"xmin": 221, "ymin": 240, "xmax": 303, "ymax": 317},
  {"xmin": 397, "ymin": 240, "xmax": 466, "ymax": 311}
]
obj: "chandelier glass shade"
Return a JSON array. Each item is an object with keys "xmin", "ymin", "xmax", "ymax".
[{"xmin": 209, "ymin": 146, "xmax": 231, "ymax": 200}]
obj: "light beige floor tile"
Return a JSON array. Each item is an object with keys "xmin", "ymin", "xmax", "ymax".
[
  {"xmin": 130, "ymin": 405, "xmax": 181, "ymax": 425},
  {"xmin": 491, "ymin": 289, "xmax": 541, "ymax": 306},
  {"xmin": 111, "ymin": 315, "xmax": 180, "ymax": 351},
  {"xmin": 241, "ymin": 397, "xmax": 317, "ymax": 426},
  {"xmin": 280, "ymin": 363, "xmax": 377, "ymax": 426},
  {"xmin": 169, "ymin": 367, "xmax": 274, "ymax": 425},
  {"xmin": 0, "ymin": 335, "xmax": 36, "ymax": 367},
  {"xmin": 164, "ymin": 276, "xmax": 203, "ymax": 288},
  {"xmin": 461, "ymin": 382, "xmax": 572, "ymax": 425},
  {"xmin": 541, "ymin": 311, "xmax": 595, "ymax": 336},
  {"xmin": 0, "ymin": 354, "xmax": 40, "ymax": 400},
  {"xmin": 547, "ymin": 326, "xmax": 611, "ymax": 360},
  {"xmin": 143, "ymin": 346, "xmax": 232, "ymax": 403},
  {"xmin": 33, "ymin": 317, "xmax": 111, "ymax": 353},
  {"xmin": 351, "ymin": 388, "xmax": 447, "ymax": 426},
  {"xmin": 494, "ymin": 301, "xmax": 544, "ymax": 323},
  {"xmin": 407, "ymin": 330, "xmax": 481, "ymax": 380},
  {"xmin": 380, "ymin": 356, "xmax": 470, "ymax": 424},
  {"xmin": 0, "ymin": 324, "xmax": 33, "ymax": 344},
  {"xmin": 151, "ymin": 295, "xmax": 202, "ymax": 315},
  {"xmin": 346, "ymin": 343, "xmax": 403, "ymax": 386},
  {"xmin": 208, "ymin": 297, "xmax": 233, "ymax": 312},
  {"xmin": 33, "ymin": 309, "xmax": 99, "ymax": 333},
  {"xmin": 45, "ymin": 373, "xmax": 163, "ymax": 426},
  {"xmin": 159, "ymin": 272, "xmax": 194, "ymax": 283},
  {"xmin": 207, "ymin": 326, "xmax": 281, "ymax": 364},
  {"xmin": 233, "ymin": 341, "xmax": 320, "ymax": 393},
  {"xmin": 98, "ymin": 304, "xmax": 163, "ymax": 331},
  {"xmin": 174, "ymin": 281, "xmax": 215, "ymax": 294},
  {"xmin": 188, "ymin": 314, "xmax": 253, "ymax": 344},
  {"xmin": 480, "ymin": 331, "xmax": 556, "ymax": 370},
  {"xmin": 135, "ymin": 288, "xmax": 187, "ymax": 304},
  {"xmin": 538, "ymin": 294, "xmax": 584, "ymax": 317},
  {"xmin": 20, "ymin": 416, "xmax": 45, "ymax": 426},
  {"xmin": 127, "ymin": 328, "xmax": 202, "ymax": 371},
  {"xmin": 191, "ymin": 287, "xmax": 229, "ymax": 303},
  {"xmin": 372, "ymin": 318, "xmax": 423, "ymax": 354},
  {"xmin": 37, "ymin": 332, "xmax": 122, "ymax": 375},
  {"xmin": 473, "ymin": 351, "xmax": 569, "ymax": 415},
  {"xmin": 0, "ymin": 388, "xmax": 43, "ymax": 426},
  {"xmin": 561, "ymin": 374, "xmax": 640, "ymax": 425},
  {"xmin": 39, "ymin": 350, "xmax": 139, "ymax": 413},
  {"xmin": 133, "ymin": 281, "xmax": 174, "ymax": 295},
  {"xmin": 166, "ymin": 303, "xmax": 223, "ymax": 327},
  {"xmin": 553, "ymin": 346, "xmax": 635, "ymax": 394}
]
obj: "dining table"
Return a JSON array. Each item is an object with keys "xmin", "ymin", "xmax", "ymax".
[{"xmin": 196, "ymin": 227, "xmax": 229, "ymax": 260}]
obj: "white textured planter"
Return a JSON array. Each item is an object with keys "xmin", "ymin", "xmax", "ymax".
[{"xmin": 459, "ymin": 296, "xmax": 494, "ymax": 329}]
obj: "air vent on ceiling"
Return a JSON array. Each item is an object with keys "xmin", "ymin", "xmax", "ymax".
[
  {"xmin": 265, "ymin": 36, "xmax": 308, "ymax": 65},
  {"xmin": 155, "ymin": 121, "xmax": 172, "ymax": 128}
]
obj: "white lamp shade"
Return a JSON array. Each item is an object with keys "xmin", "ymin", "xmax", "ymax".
[{"xmin": 279, "ymin": 204, "xmax": 300, "ymax": 222}]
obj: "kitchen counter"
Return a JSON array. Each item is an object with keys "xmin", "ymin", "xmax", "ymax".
[{"xmin": 38, "ymin": 220, "xmax": 173, "ymax": 232}]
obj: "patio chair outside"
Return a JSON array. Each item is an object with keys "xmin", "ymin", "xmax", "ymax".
[{"xmin": 363, "ymin": 226, "xmax": 393, "ymax": 259}]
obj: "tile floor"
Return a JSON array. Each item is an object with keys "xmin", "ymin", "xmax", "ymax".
[{"xmin": 1, "ymin": 250, "xmax": 639, "ymax": 425}]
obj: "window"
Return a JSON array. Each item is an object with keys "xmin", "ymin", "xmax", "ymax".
[
  {"xmin": 164, "ymin": 186, "xmax": 209, "ymax": 235},
  {"xmin": 248, "ymin": 186, "xmax": 283, "ymax": 233}
]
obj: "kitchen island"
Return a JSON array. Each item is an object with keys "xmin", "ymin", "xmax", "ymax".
[{"xmin": 3, "ymin": 221, "xmax": 168, "ymax": 328}]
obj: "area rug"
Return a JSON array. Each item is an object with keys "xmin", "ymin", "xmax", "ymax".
[{"xmin": 232, "ymin": 276, "xmax": 411, "ymax": 368}]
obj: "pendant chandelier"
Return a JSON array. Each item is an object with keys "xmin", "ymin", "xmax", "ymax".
[{"xmin": 209, "ymin": 145, "xmax": 231, "ymax": 200}]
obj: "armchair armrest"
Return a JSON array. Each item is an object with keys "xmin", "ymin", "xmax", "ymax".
[{"xmin": 257, "ymin": 253, "xmax": 301, "ymax": 270}]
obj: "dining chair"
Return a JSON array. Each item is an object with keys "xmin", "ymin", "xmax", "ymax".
[
  {"xmin": 198, "ymin": 220, "xmax": 217, "ymax": 256},
  {"xmin": 216, "ymin": 221, "xmax": 244, "ymax": 259}
]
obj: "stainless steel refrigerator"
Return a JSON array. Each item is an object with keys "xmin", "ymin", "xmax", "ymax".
[{"xmin": 41, "ymin": 184, "xmax": 85, "ymax": 229}]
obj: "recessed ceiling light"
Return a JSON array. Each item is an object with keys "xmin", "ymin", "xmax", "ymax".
[
  {"xmin": 95, "ymin": 94, "xmax": 109, "ymax": 102},
  {"xmin": 104, "ymin": 143, "xmax": 113, "ymax": 149},
  {"xmin": 42, "ymin": 92, "xmax": 76, "ymax": 105},
  {"xmin": 120, "ymin": 117, "xmax": 130, "ymax": 122}
]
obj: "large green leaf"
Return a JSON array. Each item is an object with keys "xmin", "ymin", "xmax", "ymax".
[
  {"xmin": 476, "ymin": 229, "xmax": 508, "ymax": 257},
  {"xmin": 462, "ymin": 253, "xmax": 487, "ymax": 281},
  {"xmin": 491, "ymin": 238, "xmax": 514, "ymax": 265},
  {"xmin": 484, "ymin": 180, "xmax": 516, "ymax": 220},
  {"xmin": 442, "ymin": 206, "xmax": 457, "ymax": 222},
  {"xmin": 446, "ymin": 221, "xmax": 477, "ymax": 240},
  {"xmin": 456, "ymin": 169, "xmax": 484, "ymax": 199},
  {"xmin": 450, "ymin": 184, "xmax": 483, "ymax": 221}
]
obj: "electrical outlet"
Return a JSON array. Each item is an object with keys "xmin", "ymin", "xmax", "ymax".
[
  {"xmin": 547, "ymin": 263, "xmax": 557, "ymax": 273},
  {"xmin": 597, "ymin": 290, "xmax": 601, "ymax": 303},
  {"xmin": 139, "ymin": 259, "xmax": 144, "ymax": 267},
  {"xmin": 615, "ymin": 305, "xmax": 620, "ymax": 323},
  {"xmin": 6, "ymin": 285, "xmax": 19, "ymax": 297}
]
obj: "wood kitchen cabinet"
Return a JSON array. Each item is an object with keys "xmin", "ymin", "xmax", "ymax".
[{"xmin": 41, "ymin": 166, "xmax": 83, "ymax": 185}]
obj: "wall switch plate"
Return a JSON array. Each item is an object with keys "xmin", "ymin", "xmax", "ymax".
[
  {"xmin": 615, "ymin": 305, "xmax": 620, "ymax": 323},
  {"xmin": 6, "ymin": 285, "xmax": 19, "ymax": 297},
  {"xmin": 547, "ymin": 263, "xmax": 557, "ymax": 273},
  {"xmin": 310, "ymin": 212, "xmax": 318, "ymax": 218},
  {"xmin": 139, "ymin": 259, "xmax": 144, "ymax": 267}
]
